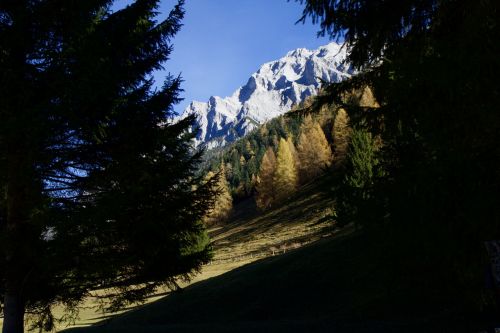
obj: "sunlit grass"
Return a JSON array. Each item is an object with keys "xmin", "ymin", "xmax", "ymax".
[{"xmin": 1, "ymin": 174, "xmax": 336, "ymax": 332}]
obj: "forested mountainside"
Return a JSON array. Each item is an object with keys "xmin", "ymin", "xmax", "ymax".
[{"xmin": 201, "ymin": 87, "xmax": 376, "ymax": 208}]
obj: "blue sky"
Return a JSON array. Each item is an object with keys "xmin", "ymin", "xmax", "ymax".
[{"xmin": 112, "ymin": 0, "xmax": 330, "ymax": 114}]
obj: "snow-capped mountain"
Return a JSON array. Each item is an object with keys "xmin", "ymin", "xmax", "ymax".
[{"xmin": 178, "ymin": 42, "xmax": 353, "ymax": 149}]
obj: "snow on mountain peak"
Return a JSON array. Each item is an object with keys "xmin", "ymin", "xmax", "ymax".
[{"xmin": 178, "ymin": 42, "xmax": 352, "ymax": 149}]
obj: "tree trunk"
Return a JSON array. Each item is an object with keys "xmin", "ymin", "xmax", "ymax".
[
  {"xmin": 3, "ymin": 13, "xmax": 32, "ymax": 333},
  {"xmin": 3, "ymin": 152, "xmax": 30, "ymax": 333},
  {"xmin": 2, "ymin": 293, "xmax": 25, "ymax": 333}
]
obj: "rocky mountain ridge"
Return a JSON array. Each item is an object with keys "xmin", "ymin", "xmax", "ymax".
[{"xmin": 178, "ymin": 42, "xmax": 352, "ymax": 149}]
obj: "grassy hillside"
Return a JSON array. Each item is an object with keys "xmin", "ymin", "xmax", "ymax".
[
  {"xmin": 63, "ymin": 231, "xmax": 485, "ymax": 333},
  {"xmin": 22, "ymin": 175, "xmax": 331, "ymax": 332},
  {"xmin": 59, "ymin": 174, "xmax": 498, "ymax": 333},
  {"xmin": 3, "ymin": 173, "xmax": 496, "ymax": 332}
]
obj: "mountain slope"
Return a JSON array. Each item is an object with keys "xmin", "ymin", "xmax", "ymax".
[
  {"xmin": 178, "ymin": 42, "xmax": 352, "ymax": 149},
  {"xmin": 61, "ymin": 175, "xmax": 489, "ymax": 333},
  {"xmin": 64, "ymin": 221, "xmax": 473, "ymax": 332}
]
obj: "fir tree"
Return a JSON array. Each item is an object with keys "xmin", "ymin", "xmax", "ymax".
[
  {"xmin": 0, "ymin": 1, "xmax": 213, "ymax": 332},
  {"xmin": 297, "ymin": 0, "xmax": 500, "ymax": 302},
  {"xmin": 336, "ymin": 127, "xmax": 379, "ymax": 227}
]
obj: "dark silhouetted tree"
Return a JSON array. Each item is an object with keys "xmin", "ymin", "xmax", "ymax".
[
  {"xmin": 297, "ymin": 0, "xmax": 500, "ymax": 302},
  {"xmin": 336, "ymin": 127, "xmax": 379, "ymax": 227},
  {"xmin": 0, "ymin": 1, "xmax": 214, "ymax": 332}
]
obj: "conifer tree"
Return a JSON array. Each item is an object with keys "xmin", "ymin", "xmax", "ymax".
[
  {"xmin": 0, "ymin": 1, "xmax": 214, "ymax": 332},
  {"xmin": 204, "ymin": 165, "xmax": 233, "ymax": 226},
  {"xmin": 274, "ymin": 138, "xmax": 298, "ymax": 202},
  {"xmin": 332, "ymin": 108, "xmax": 351, "ymax": 165},
  {"xmin": 255, "ymin": 147, "xmax": 277, "ymax": 210},
  {"xmin": 337, "ymin": 127, "xmax": 379, "ymax": 227},
  {"xmin": 287, "ymin": 136, "xmax": 301, "ymax": 172},
  {"xmin": 298, "ymin": 0, "xmax": 500, "ymax": 303},
  {"xmin": 297, "ymin": 116, "xmax": 333, "ymax": 181}
]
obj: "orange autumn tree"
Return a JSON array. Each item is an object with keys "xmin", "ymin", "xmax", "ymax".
[
  {"xmin": 255, "ymin": 147, "xmax": 277, "ymax": 210},
  {"xmin": 297, "ymin": 115, "xmax": 333, "ymax": 182}
]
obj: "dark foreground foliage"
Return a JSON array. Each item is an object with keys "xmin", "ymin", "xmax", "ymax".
[
  {"xmin": 64, "ymin": 228, "xmax": 500, "ymax": 333},
  {"xmin": 298, "ymin": 0, "xmax": 500, "ymax": 310},
  {"xmin": 0, "ymin": 1, "xmax": 214, "ymax": 332}
]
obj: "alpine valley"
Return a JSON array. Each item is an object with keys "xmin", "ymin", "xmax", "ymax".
[{"xmin": 177, "ymin": 42, "xmax": 353, "ymax": 149}]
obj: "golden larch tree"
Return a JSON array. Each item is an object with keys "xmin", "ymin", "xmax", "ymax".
[
  {"xmin": 274, "ymin": 137, "xmax": 298, "ymax": 202},
  {"xmin": 332, "ymin": 108, "xmax": 351, "ymax": 165},
  {"xmin": 255, "ymin": 147, "xmax": 277, "ymax": 210},
  {"xmin": 287, "ymin": 136, "xmax": 301, "ymax": 171},
  {"xmin": 204, "ymin": 164, "xmax": 233, "ymax": 226},
  {"xmin": 297, "ymin": 115, "xmax": 333, "ymax": 181}
]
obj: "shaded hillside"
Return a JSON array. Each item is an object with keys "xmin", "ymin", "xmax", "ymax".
[
  {"xmin": 61, "ymin": 175, "xmax": 498, "ymax": 333},
  {"xmin": 64, "ymin": 228, "xmax": 491, "ymax": 333},
  {"xmin": 26, "ymin": 175, "xmax": 334, "ymax": 332}
]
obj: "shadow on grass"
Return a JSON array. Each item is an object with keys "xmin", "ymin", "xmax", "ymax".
[{"xmin": 62, "ymin": 227, "xmax": 486, "ymax": 333}]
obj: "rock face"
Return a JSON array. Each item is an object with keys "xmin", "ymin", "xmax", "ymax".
[{"xmin": 178, "ymin": 42, "xmax": 353, "ymax": 149}]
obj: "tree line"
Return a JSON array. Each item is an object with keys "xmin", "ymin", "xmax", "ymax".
[{"xmin": 203, "ymin": 105, "xmax": 339, "ymax": 214}]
